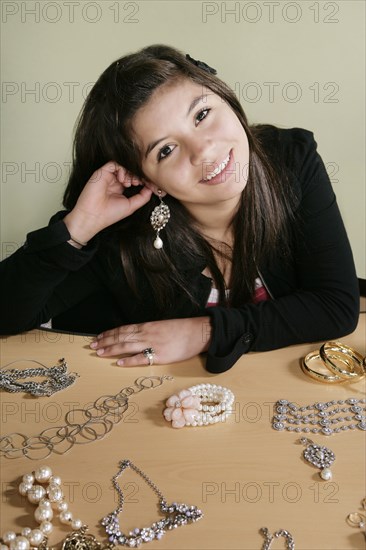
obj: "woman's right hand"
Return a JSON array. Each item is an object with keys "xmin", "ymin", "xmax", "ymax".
[{"xmin": 63, "ymin": 161, "xmax": 153, "ymax": 243}]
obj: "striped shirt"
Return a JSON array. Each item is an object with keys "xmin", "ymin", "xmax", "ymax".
[{"xmin": 206, "ymin": 277, "xmax": 270, "ymax": 307}]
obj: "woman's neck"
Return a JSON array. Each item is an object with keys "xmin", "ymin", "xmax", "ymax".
[{"xmin": 184, "ymin": 196, "xmax": 239, "ymax": 244}]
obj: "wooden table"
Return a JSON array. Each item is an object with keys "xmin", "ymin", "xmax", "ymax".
[{"xmin": 1, "ymin": 312, "xmax": 365, "ymax": 550}]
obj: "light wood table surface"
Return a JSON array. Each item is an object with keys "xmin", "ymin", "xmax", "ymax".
[{"xmin": 1, "ymin": 311, "xmax": 365, "ymax": 550}]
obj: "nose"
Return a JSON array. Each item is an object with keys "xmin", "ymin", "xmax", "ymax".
[{"xmin": 189, "ymin": 134, "xmax": 216, "ymax": 167}]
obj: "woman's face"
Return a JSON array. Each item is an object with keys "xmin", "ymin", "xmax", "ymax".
[{"xmin": 132, "ymin": 79, "xmax": 250, "ymax": 216}]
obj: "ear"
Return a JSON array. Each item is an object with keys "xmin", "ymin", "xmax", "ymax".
[{"xmin": 143, "ymin": 180, "xmax": 167, "ymax": 198}]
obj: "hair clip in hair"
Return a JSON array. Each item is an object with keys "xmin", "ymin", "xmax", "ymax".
[{"xmin": 186, "ymin": 54, "xmax": 217, "ymax": 75}]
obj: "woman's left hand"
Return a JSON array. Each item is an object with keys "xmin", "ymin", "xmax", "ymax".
[{"xmin": 90, "ymin": 317, "xmax": 212, "ymax": 366}]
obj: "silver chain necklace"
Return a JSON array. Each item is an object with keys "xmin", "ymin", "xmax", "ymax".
[
  {"xmin": 0, "ymin": 358, "xmax": 78, "ymax": 397},
  {"xmin": 272, "ymin": 398, "xmax": 366, "ymax": 435},
  {"xmin": 1, "ymin": 376, "xmax": 173, "ymax": 460}
]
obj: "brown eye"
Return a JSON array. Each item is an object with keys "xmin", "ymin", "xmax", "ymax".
[
  {"xmin": 157, "ymin": 145, "xmax": 174, "ymax": 162},
  {"xmin": 195, "ymin": 108, "xmax": 210, "ymax": 125}
]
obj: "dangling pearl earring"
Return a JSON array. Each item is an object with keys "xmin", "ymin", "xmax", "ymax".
[{"xmin": 150, "ymin": 190, "xmax": 170, "ymax": 249}]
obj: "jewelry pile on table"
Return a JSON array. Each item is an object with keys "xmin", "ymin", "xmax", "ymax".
[{"xmin": 0, "ymin": 461, "xmax": 203, "ymax": 549}]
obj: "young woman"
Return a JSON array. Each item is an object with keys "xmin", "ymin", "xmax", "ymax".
[{"xmin": 0, "ymin": 45, "xmax": 359, "ymax": 373}]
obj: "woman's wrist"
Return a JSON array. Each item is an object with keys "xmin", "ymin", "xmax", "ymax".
[
  {"xmin": 67, "ymin": 236, "xmax": 87, "ymax": 249},
  {"xmin": 63, "ymin": 210, "xmax": 99, "ymax": 245},
  {"xmin": 194, "ymin": 316, "xmax": 212, "ymax": 353}
]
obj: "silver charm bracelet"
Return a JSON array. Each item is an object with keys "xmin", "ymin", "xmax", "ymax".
[
  {"xmin": 272, "ymin": 398, "xmax": 366, "ymax": 435},
  {"xmin": 0, "ymin": 359, "xmax": 78, "ymax": 397}
]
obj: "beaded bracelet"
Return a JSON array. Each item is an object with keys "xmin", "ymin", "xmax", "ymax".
[{"xmin": 163, "ymin": 383, "xmax": 235, "ymax": 428}]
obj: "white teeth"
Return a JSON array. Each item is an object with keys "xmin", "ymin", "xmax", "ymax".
[{"xmin": 203, "ymin": 153, "xmax": 230, "ymax": 181}]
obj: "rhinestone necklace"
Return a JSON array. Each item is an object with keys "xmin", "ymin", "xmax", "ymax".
[
  {"xmin": 101, "ymin": 460, "xmax": 203, "ymax": 547},
  {"xmin": 272, "ymin": 398, "xmax": 366, "ymax": 435}
]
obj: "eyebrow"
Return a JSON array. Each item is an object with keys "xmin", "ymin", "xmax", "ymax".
[{"xmin": 144, "ymin": 94, "xmax": 208, "ymax": 159}]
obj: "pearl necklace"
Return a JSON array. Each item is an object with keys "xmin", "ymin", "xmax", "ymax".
[{"xmin": 1, "ymin": 466, "xmax": 83, "ymax": 550}]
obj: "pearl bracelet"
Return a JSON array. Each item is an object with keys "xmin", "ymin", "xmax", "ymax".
[
  {"xmin": 163, "ymin": 383, "xmax": 235, "ymax": 428},
  {"xmin": 1, "ymin": 466, "xmax": 83, "ymax": 550}
]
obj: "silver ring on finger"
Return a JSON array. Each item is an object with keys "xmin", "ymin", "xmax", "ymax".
[{"xmin": 142, "ymin": 347, "xmax": 155, "ymax": 366}]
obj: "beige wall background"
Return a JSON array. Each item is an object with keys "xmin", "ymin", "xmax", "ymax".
[{"xmin": 1, "ymin": 0, "xmax": 365, "ymax": 277}]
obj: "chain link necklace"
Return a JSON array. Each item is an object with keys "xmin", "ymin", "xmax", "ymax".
[
  {"xmin": 0, "ymin": 376, "xmax": 173, "ymax": 460},
  {"xmin": 0, "ymin": 359, "xmax": 78, "ymax": 397}
]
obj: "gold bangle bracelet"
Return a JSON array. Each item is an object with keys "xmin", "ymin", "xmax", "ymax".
[
  {"xmin": 321, "ymin": 349, "xmax": 360, "ymax": 377},
  {"xmin": 320, "ymin": 341, "xmax": 365, "ymax": 380},
  {"xmin": 301, "ymin": 352, "xmax": 344, "ymax": 384}
]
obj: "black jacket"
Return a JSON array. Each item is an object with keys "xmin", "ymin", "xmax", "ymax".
[{"xmin": 0, "ymin": 127, "xmax": 359, "ymax": 372}]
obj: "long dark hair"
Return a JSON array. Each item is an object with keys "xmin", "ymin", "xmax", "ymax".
[{"xmin": 64, "ymin": 44, "xmax": 295, "ymax": 313}]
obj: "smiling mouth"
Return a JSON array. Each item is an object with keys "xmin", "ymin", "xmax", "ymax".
[{"xmin": 200, "ymin": 151, "xmax": 232, "ymax": 184}]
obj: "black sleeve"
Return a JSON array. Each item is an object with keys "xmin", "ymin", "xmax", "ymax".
[
  {"xmin": 205, "ymin": 128, "xmax": 360, "ymax": 373},
  {"xmin": 0, "ymin": 212, "xmax": 101, "ymax": 334}
]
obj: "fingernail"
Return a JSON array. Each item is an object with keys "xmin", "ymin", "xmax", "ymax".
[
  {"xmin": 90, "ymin": 341, "xmax": 98, "ymax": 349},
  {"xmin": 96, "ymin": 348, "xmax": 104, "ymax": 356},
  {"xmin": 117, "ymin": 359, "xmax": 124, "ymax": 366},
  {"xmin": 97, "ymin": 334, "xmax": 103, "ymax": 340}
]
